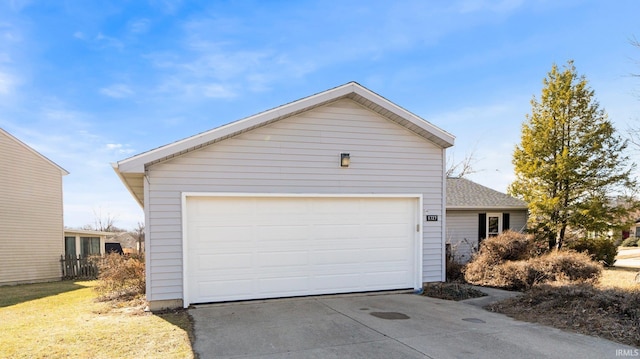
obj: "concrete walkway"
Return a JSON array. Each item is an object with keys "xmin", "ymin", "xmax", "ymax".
[
  {"xmin": 461, "ymin": 285, "xmax": 522, "ymax": 308},
  {"xmin": 190, "ymin": 292, "xmax": 635, "ymax": 358}
]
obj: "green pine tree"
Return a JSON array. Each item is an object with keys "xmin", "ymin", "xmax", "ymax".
[{"xmin": 508, "ymin": 61, "xmax": 637, "ymax": 250}]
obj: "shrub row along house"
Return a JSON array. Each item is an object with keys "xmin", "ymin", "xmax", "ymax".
[{"xmin": 113, "ymin": 82, "xmax": 528, "ymax": 310}]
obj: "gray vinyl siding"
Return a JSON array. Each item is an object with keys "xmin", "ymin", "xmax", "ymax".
[
  {"xmin": 0, "ymin": 131, "xmax": 64, "ymax": 285},
  {"xmin": 446, "ymin": 209, "xmax": 528, "ymax": 263},
  {"xmin": 145, "ymin": 99, "xmax": 446, "ymax": 301},
  {"xmin": 509, "ymin": 211, "xmax": 528, "ymax": 232}
]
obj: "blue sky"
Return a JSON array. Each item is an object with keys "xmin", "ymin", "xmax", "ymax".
[{"xmin": 1, "ymin": 0, "xmax": 638, "ymax": 230}]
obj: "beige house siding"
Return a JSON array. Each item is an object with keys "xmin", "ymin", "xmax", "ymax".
[
  {"xmin": 446, "ymin": 210, "xmax": 528, "ymax": 263},
  {"xmin": 0, "ymin": 130, "xmax": 66, "ymax": 285},
  {"xmin": 144, "ymin": 99, "xmax": 446, "ymax": 302}
]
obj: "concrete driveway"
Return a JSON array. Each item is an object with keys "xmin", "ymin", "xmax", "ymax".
[
  {"xmin": 190, "ymin": 292, "xmax": 634, "ymax": 359},
  {"xmin": 616, "ymin": 247, "xmax": 640, "ymax": 268}
]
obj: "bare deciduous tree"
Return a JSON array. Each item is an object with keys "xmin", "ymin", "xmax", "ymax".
[
  {"xmin": 133, "ymin": 222, "xmax": 145, "ymax": 254},
  {"xmin": 626, "ymin": 36, "xmax": 640, "ymax": 149},
  {"xmin": 446, "ymin": 147, "xmax": 478, "ymax": 178},
  {"xmin": 91, "ymin": 207, "xmax": 122, "ymax": 232}
]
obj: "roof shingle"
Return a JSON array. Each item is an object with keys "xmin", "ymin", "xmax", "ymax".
[{"xmin": 447, "ymin": 177, "xmax": 527, "ymax": 209}]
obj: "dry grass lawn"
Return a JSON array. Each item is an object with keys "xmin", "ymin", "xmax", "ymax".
[
  {"xmin": 488, "ymin": 267, "xmax": 640, "ymax": 347},
  {"xmin": 0, "ymin": 280, "xmax": 193, "ymax": 359}
]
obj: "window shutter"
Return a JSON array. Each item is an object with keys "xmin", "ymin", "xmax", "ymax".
[
  {"xmin": 478, "ymin": 213, "xmax": 486, "ymax": 242},
  {"xmin": 502, "ymin": 213, "xmax": 510, "ymax": 232}
]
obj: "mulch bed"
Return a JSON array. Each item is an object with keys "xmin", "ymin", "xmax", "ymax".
[
  {"xmin": 422, "ymin": 282, "xmax": 487, "ymax": 301},
  {"xmin": 486, "ymin": 284, "xmax": 640, "ymax": 347}
]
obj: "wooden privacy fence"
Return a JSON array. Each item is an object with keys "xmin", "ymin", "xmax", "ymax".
[{"xmin": 60, "ymin": 255, "xmax": 100, "ymax": 279}]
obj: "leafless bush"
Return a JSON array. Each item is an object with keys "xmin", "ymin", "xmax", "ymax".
[
  {"xmin": 464, "ymin": 231, "xmax": 532, "ymax": 285},
  {"xmin": 478, "ymin": 231, "xmax": 533, "ymax": 263},
  {"xmin": 464, "ymin": 232, "xmax": 602, "ymax": 290},
  {"xmin": 95, "ymin": 252, "xmax": 145, "ymax": 301}
]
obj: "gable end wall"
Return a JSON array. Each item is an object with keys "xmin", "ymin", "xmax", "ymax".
[
  {"xmin": 0, "ymin": 132, "xmax": 64, "ymax": 284},
  {"xmin": 145, "ymin": 99, "xmax": 446, "ymax": 302}
]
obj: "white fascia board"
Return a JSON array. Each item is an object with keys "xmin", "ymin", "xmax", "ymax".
[
  {"xmin": 111, "ymin": 163, "xmax": 144, "ymax": 207},
  {"xmin": 351, "ymin": 86, "xmax": 455, "ymax": 148},
  {"xmin": 117, "ymin": 82, "xmax": 454, "ymax": 172},
  {"xmin": 117, "ymin": 83, "xmax": 356, "ymax": 173}
]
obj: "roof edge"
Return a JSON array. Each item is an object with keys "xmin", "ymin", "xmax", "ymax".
[
  {"xmin": 1, "ymin": 128, "xmax": 69, "ymax": 175},
  {"xmin": 446, "ymin": 206, "xmax": 529, "ymax": 211},
  {"xmin": 63, "ymin": 229, "xmax": 114, "ymax": 236},
  {"xmin": 111, "ymin": 162, "xmax": 144, "ymax": 208},
  {"xmin": 116, "ymin": 82, "xmax": 454, "ymax": 173}
]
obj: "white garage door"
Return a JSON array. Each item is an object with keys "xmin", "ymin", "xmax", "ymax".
[{"xmin": 184, "ymin": 195, "xmax": 420, "ymax": 304}]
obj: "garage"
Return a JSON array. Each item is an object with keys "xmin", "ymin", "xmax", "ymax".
[
  {"xmin": 184, "ymin": 195, "xmax": 421, "ymax": 304},
  {"xmin": 114, "ymin": 82, "xmax": 455, "ymax": 310}
]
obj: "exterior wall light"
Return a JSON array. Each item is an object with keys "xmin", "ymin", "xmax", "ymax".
[{"xmin": 340, "ymin": 153, "xmax": 350, "ymax": 167}]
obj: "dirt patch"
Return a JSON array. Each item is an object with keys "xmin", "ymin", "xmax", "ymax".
[
  {"xmin": 422, "ymin": 282, "xmax": 487, "ymax": 301},
  {"xmin": 487, "ymin": 283, "xmax": 640, "ymax": 347}
]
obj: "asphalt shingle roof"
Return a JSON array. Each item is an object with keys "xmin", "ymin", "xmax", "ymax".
[{"xmin": 447, "ymin": 177, "xmax": 528, "ymax": 209}]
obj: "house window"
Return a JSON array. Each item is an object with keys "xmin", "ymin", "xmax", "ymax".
[
  {"xmin": 487, "ymin": 213, "xmax": 502, "ymax": 238},
  {"xmin": 479, "ymin": 213, "xmax": 510, "ymax": 243},
  {"xmin": 636, "ymin": 227, "xmax": 640, "ymax": 238},
  {"xmin": 64, "ymin": 236, "xmax": 76, "ymax": 257},
  {"xmin": 81, "ymin": 237, "xmax": 100, "ymax": 256}
]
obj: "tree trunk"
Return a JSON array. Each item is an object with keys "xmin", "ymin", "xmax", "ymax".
[
  {"xmin": 556, "ymin": 223, "xmax": 567, "ymax": 250},
  {"xmin": 548, "ymin": 231, "xmax": 556, "ymax": 251}
]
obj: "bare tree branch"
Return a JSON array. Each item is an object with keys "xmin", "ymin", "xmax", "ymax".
[
  {"xmin": 446, "ymin": 147, "xmax": 478, "ymax": 178},
  {"xmin": 91, "ymin": 207, "xmax": 121, "ymax": 232},
  {"xmin": 133, "ymin": 221, "xmax": 145, "ymax": 254}
]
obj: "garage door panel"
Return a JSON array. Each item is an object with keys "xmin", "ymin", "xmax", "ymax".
[
  {"xmin": 312, "ymin": 249, "xmax": 362, "ymax": 265},
  {"xmin": 258, "ymin": 276, "xmax": 310, "ymax": 294},
  {"xmin": 312, "ymin": 274, "xmax": 362, "ymax": 291},
  {"xmin": 362, "ymin": 271, "xmax": 411, "ymax": 286},
  {"xmin": 186, "ymin": 196, "xmax": 418, "ymax": 304},
  {"xmin": 198, "ymin": 253, "xmax": 253, "ymax": 270},
  {"xmin": 257, "ymin": 251, "xmax": 309, "ymax": 267},
  {"xmin": 259, "ymin": 225, "xmax": 309, "ymax": 241},
  {"xmin": 199, "ymin": 279, "xmax": 253, "ymax": 300},
  {"xmin": 312, "ymin": 229, "xmax": 363, "ymax": 241},
  {"xmin": 361, "ymin": 248, "xmax": 409, "ymax": 262}
]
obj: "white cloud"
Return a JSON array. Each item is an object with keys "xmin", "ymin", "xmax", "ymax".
[
  {"xmin": 95, "ymin": 32, "xmax": 124, "ymax": 50},
  {"xmin": 456, "ymin": 0, "xmax": 524, "ymax": 14},
  {"xmin": 73, "ymin": 31, "xmax": 86, "ymax": 40},
  {"xmin": 0, "ymin": 71, "xmax": 15, "ymax": 94},
  {"xmin": 7, "ymin": 0, "xmax": 32, "ymax": 11},
  {"xmin": 128, "ymin": 18, "xmax": 150, "ymax": 34},
  {"xmin": 106, "ymin": 143, "xmax": 122, "ymax": 150},
  {"xmin": 202, "ymin": 84, "xmax": 236, "ymax": 99},
  {"xmin": 100, "ymin": 84, "xmax": 134, "ymax": 98},
  {"xmin": 106, "ymin": 143, "xmax": 135, "ymax": 154},
  {"xmin": 149, "ymin": 0, "xmax": 183, "ymax": 14}
]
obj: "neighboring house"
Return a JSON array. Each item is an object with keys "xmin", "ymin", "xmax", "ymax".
[
  {"xmin": 106, "ymin": 231, "xmax": 142, "ymax": 254},
  {"xmin": 624, "ymin": 218, "xmax": 640, "ymax": 242},
  {"xmin": 0, "ymin": 128, "xmax": 69, "ymax": 285},
  {"xmin": 63, "ymin": 229, "xmax": 112, "ymax": 257},
  {"xmin": 446, "ymin": 177, "xmax": 529, "ymax": 263},
  {"xmin": 114, "ymin": 82, "xmax": 455, "ymax": 310}
]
